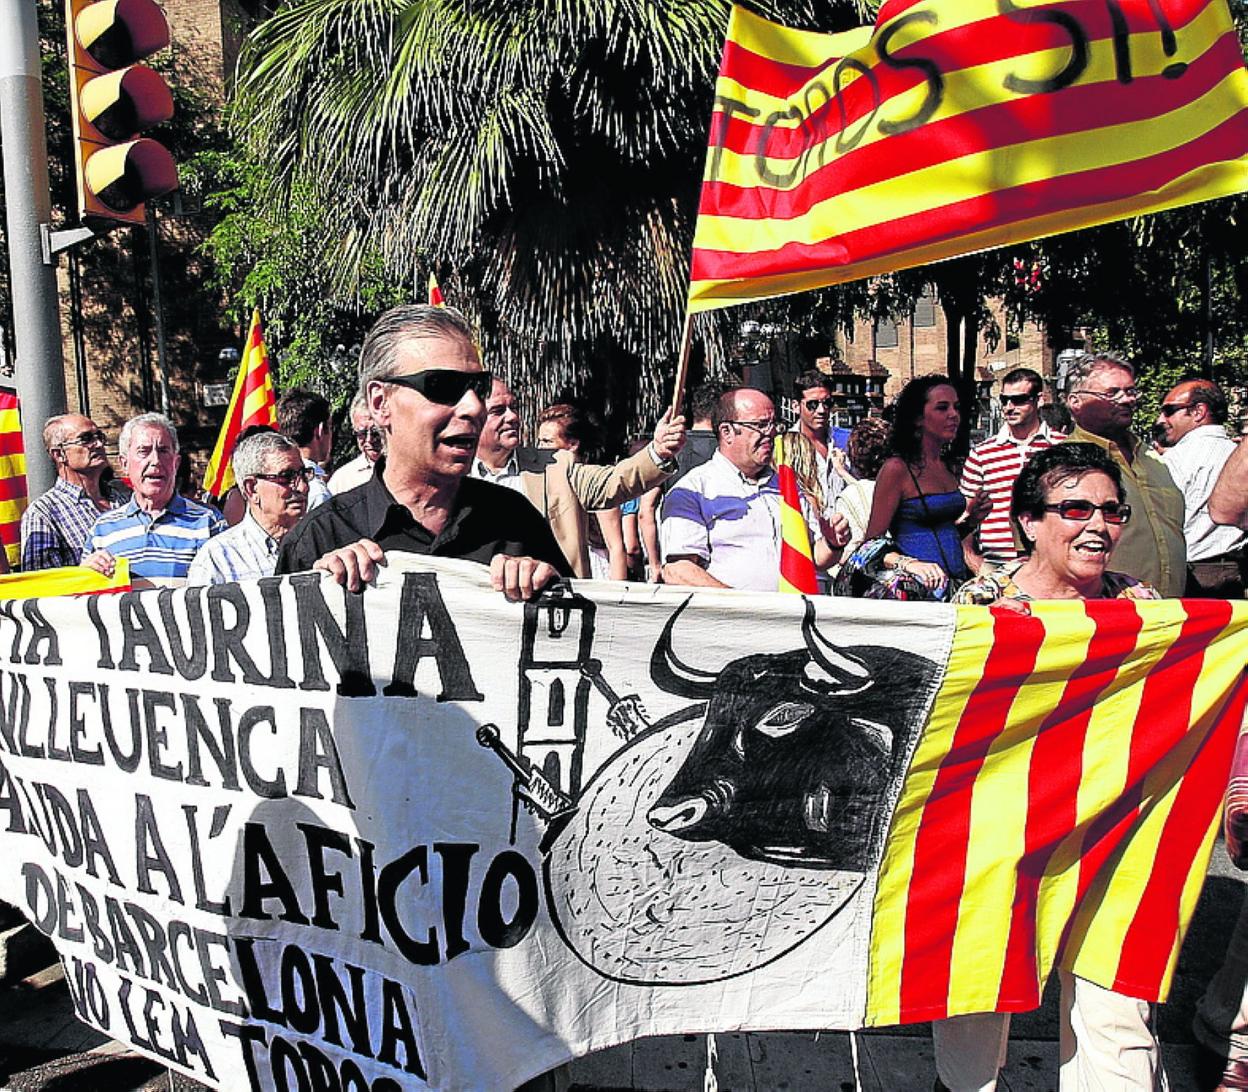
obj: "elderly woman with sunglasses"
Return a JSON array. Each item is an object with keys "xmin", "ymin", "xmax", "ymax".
[
  {"xmin": 934, "ymin": 443, "xmax": 1163, "ymax": 1092},
  {"xmin": 954, "ymin": 442, "xmax": 1158, "ymax": 607}
]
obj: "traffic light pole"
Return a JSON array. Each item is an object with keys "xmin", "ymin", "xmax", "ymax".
[{"xmin": 0, "ymin": 0, "xmax": 69, "ymax": 498}]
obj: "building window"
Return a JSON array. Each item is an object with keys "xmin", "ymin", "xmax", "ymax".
[
  {"xmin": 875, "ymin": 318, "xmax": 899, "ymax": 349},
  {"xmin": 914, "ymin": 288, "xmax": 937, "ymax": 328}
]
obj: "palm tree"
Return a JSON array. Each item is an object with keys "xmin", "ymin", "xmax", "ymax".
[{"xmin": 227, "ymin": 0, "xmax": 872, "ymax": 439}]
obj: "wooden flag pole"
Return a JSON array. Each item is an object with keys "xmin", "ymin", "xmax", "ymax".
[{"xmin": 669, "ymin": 313, "xmax": 694, "ymax": 420}]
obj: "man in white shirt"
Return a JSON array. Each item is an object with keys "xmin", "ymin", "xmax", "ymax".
[
  {"xmin": 790, "ymin": 369, "xmax": 851, "ymax": 510},
  {"xmin": 1156, "ymin": 379, "xmax": 1246, "ymax": 597},
  {"xmin": 276, "ymin": 389, "xmax": 334, "ymax": 509},
  {"xmin": 661, "ymin": 388, "xmax": 850, "ymax": 591},
  {"xmin": 328, "ymin": 392, "xmax": 384, "ymax": 494},
  {"xmin": 187, "ymin": 432, "xmax": 310, "ymax": 584}
]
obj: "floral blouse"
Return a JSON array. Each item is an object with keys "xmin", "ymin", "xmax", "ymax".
[{"xmin": 954, "ymin": 560, "xmax": 1162, "ymax": 605}]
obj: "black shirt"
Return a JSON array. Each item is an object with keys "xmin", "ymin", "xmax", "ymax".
[{"xmin": 275, "ymin": 466, "xmax": 572, "ymax": 577}]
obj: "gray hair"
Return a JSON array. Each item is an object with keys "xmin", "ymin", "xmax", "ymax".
[
  {"xmin": 358, "ymin": 304, "xmax": 478, "ymax": 387},
  {"xmin": 349, "ymin": 389, "xmax": 368, "ymax": 419},
  {"xmin": 118, "ymin": 413, "xmax": 178, "ymax": 457},
  {"xmin": 42, "ymin": 414, "xmax": 89, "ymax": 453},
  {"xmin": 1064, "ymin": 351, "xmax": 1134, "ymax": 399},
  {"xmin": 231, "ymin": 431, "xmax": 301, "ymax": 481}
]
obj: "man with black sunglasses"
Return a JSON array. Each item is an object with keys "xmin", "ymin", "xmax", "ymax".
[
  {"xmin": 1154, "ymin": 380, "xmax": 1246, "ymax": 597},
  {"xmin": 790, "ymin": 369, "xmax": 853, "ymax": 508},
  {"xmin": 328, "ymin": 391, "xmax": 384, "ymax": 495},
  {"xmin": 277, "ymin": 304, "xmax": 570, "ymax": 600},
  {"xmin": 1063, "ymin": 351, "xmax": 1186, "ymax": 596},
  {"xmin": 959, "ymin": 368, "xmax": 1062, "ymax": 575},
  {"xmin": 21, "ymin": 413, "xmax": 129, "ymax": 571}
]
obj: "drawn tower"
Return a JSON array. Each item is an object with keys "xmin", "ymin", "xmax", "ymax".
[{"xmin": 517, "ymin": 590, "xmax": 597, "ymax": 800}]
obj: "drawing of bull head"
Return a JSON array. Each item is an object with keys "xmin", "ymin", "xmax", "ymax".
[{"xmin": 646, "ymin": 598, "xmax": 937, "ymax": 872}]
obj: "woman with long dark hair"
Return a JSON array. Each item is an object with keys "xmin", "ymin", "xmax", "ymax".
[{"xmin": 861, "ymin": 376, "xmax": 988, "ymax": 596}]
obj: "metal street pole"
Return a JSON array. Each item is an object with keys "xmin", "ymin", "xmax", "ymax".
[{"xmin": 0, "ymin": 0, "xmax": 69, "ymax": 499}]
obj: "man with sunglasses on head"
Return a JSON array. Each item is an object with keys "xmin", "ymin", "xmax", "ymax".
[
  {"xmin": 959, "ymin": 368, "xmax": 1063, "ymax": 576},
  {"xmin": 660, "ymin": 388, "xmax": 851, "ymax": 591},
  {"xmin": 1154, "ymin": 379, "xmax": 1246, "ymax": 598},
  {"xmin": 21, "ymin": 414, "xmax": 130, "ymax": 571},
  {"xmin": 187, "ymin": 432, "xmax": 310, "ymax": 584},
  {"xmin": 327, "ymin": 391, "xmax": 384, "ymax": 495},
  {"xmin": 791, "ymin": 369, "xmax": 853, "ymax": 507},
  {"xmin": 470, "ymin": 377, "xmax": 686, "ymax": 577},
  {"xmin": 276, "ymin": 304, "xmax": 570, "ymax": 601},
  {"xmin": 1062, "ymin": 351, "xmax": 1186, "ymax": 596}
]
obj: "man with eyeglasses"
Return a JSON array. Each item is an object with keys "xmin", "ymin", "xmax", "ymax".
[
  {"xmin": 277, "ymin": 304, "xmax": 570, "ymax": 600},
  {"xmin": 20, "ymin": 414, "xmax": 130, "ymax": 570},
  {"xmin": 81, "ymin": 413, "xmax": 226, "ymax": 585},
  {"xmin": 470, "ymin": 377, "xmax": 685, "ymax": 577},
  {"xmin": 791, "ymin": 369, "xmax": 853, "ymax": 508},
  {"xmin": 959, "ymin": 368, "xmax": 1063, "ymax": 575},
  {"xmin": 660, "ymin": 388, "xmax": 851, "ymax": 591},
  {"xmin": 1063, "ymin": 351, "xmax": 1186, "ymax": 596},
  {"xmin": 327, "ymin": 391, "xmax": 384, "ymax": 495},
  {"xmin": 1152, "ymin": 380, "xmax": 1246, "ymax": 598},
  {"xmin": 187, "ymin": 432, "xmax": 310, "ymax": 584}
]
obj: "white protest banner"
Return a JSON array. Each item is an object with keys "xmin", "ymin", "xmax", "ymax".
[{"xmin": 0, "ymin": 556, "xmax": 1242, "ymax": 1089}]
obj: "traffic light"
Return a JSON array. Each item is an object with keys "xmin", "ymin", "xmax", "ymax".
[{"xmin": 65, "ymin": 0, "xmax": 179, "ymax": 226}]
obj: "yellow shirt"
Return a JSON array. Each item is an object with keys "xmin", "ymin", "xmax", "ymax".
[{"xmin": 1066, "ymin": 427, "xmax": 1187, "ymax": 597}]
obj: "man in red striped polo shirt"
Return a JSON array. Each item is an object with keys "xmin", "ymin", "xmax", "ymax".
[{"xmin": 959, "ymin": 368, "xmax": 1063, "ymax": 575}]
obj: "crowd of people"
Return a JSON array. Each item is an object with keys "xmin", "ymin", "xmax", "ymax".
[{"xmin": 12, "ymin": 303, "xmax": 1248, "ymax": 1090}]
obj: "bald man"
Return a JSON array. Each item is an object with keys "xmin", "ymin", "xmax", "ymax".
[{"xmin": 1156, "ymin": 379, "xmax": 1246, "ymax": 597}]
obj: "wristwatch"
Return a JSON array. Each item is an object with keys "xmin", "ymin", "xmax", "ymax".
[{"xmin": 648, "ymin": 441, "xmax": 679, "ymax": 473}]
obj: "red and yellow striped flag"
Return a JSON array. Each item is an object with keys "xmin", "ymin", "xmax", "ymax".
[
  {"xmin": 689, "ymin": 1, "xmax": 1248, "ymax": 311},
  {"xmin": 867, "ymin": 597, "xmax": 1248, "ymax": 1024},
  {"xmin": 429, "ymin": 274, "xmax": 445, "ymax": 307},
  {"xmin": 773, "ymin": 434, "xmax": 819, "ymax": 594},
  {"xmin": 202, "ymin": 310, "xmax": 277, "ymax": 499},
  {"xmin": 0, "ymin": 389, "xmax": 28, "ymax": 568}
]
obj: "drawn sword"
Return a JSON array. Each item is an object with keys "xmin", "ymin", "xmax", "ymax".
[{"xmin": 580, "ymin": 658, "xmax": 651, "ymax": 740}]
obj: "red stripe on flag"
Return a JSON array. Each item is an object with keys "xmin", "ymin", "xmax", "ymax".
[
  {"xmin": 0, "ymin": 520, "xmax": 19, "ymax": 548},
  {"xmin": 777, "ymin": 463, "xmax": 818, "ymax": 593},
  {"xmin": 0, "ymin": 430, "xmax": 25, "ymax": 459},
  {"xmin": 1112, "ymin": 600, "xmax": 1240, "ymax": 994},
  {"xmin": 691, "ymin": 113, "xmax": 1248, "ymax": 285},
  {"xmin": 719, "ymin": 39, "xmax": 834, "ymax": 95},
  {"xmin": 995, "ymin": 600, "xmax": 1144, "ymax": 1008},
  {"xmin": 1056, "ymin": 600, "xmax": 1232, "ymax": 978},
  {"xmin": 703, "ymin": 34, "xmax": 1242, "ymax": 216},
  {"xmin": 0, "ymin": 476, "xmax": 28, "ymax": 505},
  {"xmin": 899, "ymin": 607, "xmax": 1047, "ymax": 1020}
]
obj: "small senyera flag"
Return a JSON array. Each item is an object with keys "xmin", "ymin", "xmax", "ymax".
[
  {"xmin": 429, "ymin": 274, "xmax": 445, "ymax": 308},
  {"xmin": 689, "ymin": 1, "xmax": 1248, "ymax": 311},
  {"xmin": 0, "ymin": 389, "xmax": 28, "ymax": 568},
  {"xmin": 202, "ymin": 310, "xmax": 277, "ymax": 499},
  {"xmin": 773, "ymin": 434, "xmax": 819, "ymax": 594}
]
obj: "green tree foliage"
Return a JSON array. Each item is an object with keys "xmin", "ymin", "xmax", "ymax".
[{"xmin": 212, "ymin": 0, "xmax": 872, "ymax": 441}]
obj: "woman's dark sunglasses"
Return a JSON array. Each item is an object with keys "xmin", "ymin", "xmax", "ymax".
[
  {"xmin": 385, "ymin": 369, "xmax": 493, "ymax": 405},
  {"xmin": 1042, "ymin": 500, "xmax": 1131, "ymax": 524}
]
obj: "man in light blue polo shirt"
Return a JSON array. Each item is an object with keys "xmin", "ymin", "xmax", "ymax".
[{"xmin": 82, "ymin": 413, "xmax": 225, "ymax": 585}]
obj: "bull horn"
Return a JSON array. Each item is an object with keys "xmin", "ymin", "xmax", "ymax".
[
  {"xmin": 650, "ymin": 597, "xmax": 718, "ymax": 699},
  {"xmin": 802, "ymin": 598, "xmax": 872, "ymax": 693}
]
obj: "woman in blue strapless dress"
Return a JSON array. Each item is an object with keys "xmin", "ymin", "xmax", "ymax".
[{"xmin": 862, "ymin": 376, "xmax": 989, "ymax": 597}]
